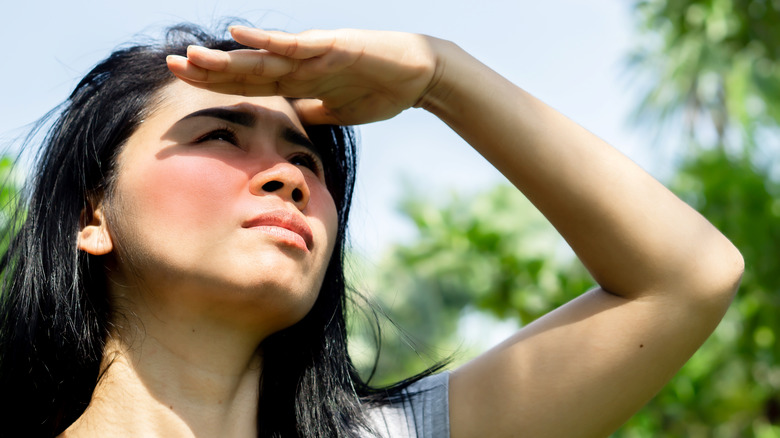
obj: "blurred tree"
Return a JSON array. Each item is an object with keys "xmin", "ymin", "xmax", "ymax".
[
  {"xmin": 352, "ymin": 157, "xmax": 779, "ymax": 436},
  {"xmin": 616, "ymin": 151, "xmax": 780, "ymax": 437},
  {"xmin": 347, "ymin": 185, "xmax": 593, "ymax": 384},
  {"xmin": 352, "ymin": 1, "xmax": 780, "ymax": 436},
  {"xmin": 629, "ymin": 0, "xmax": 780, "ymax": 156},
  {"xmin": 0, "ymin": 156, "xmax": 22, "ymax": 254},
  {"xmin": 620, "ymin": 0, "xmax": 780, "ymax": 436}
]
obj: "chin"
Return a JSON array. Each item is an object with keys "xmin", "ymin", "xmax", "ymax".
[{"xmin": 210, "ymin": 275, "xmax": 323, "ymax": 330}]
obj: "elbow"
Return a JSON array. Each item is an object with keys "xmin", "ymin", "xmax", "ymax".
[
  {"xmin": 723, "ymin": 243, "xmax": 744, "ymax": 298},
  {"xmin": 695, "ymin": 238, "xmax": 744, "ymax": 312}
]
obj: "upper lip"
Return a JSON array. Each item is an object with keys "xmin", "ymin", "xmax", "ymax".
[{"xmin": 241, "ymin": 209, "xmax": 314, "ymax": 250}]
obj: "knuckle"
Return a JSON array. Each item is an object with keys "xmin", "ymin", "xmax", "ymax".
[
  {"xmin": 286, "ymin": 60, "xmax": 304, "ymax": 78},
  {"xmin": 215, "ymin": 54, "xmax": 231, "ymax": 72},
  {"xmin": 284, "ymin": 38, "xmax": 299, "ymax": 58},
  {"xmin": 251, "ymin": 57, "xmax": 265, "ymax": 76}
]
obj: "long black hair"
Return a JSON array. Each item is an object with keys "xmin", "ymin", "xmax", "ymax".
[{"xmin": 0, "ymin": 24, "xmax": 439, "ymax": 437}]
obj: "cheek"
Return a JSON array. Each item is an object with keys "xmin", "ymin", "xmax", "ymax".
[
  {"xmin": 308, "ymin": 183, "xmax": 340, "ymax": 251},
  {"xmin": 124, "ymin": 155, "xmax": 245, "ymax": 228}
]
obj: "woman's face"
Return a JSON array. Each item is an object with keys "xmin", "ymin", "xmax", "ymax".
[{"xmin": 103, "ymin": 81, "xmax": 339, "ymax": 333}]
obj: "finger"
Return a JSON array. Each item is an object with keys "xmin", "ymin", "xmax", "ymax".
[
  {"xmin": 229, "ymin": 26, "xmax": 336, "ymax": 60},
  {"xmin": 170, "ymin": 72, "xmax": 282, "ymax": 97},
  {"xmin": 172, "ymin": 72, "xmax": 325, "ymax": 100},
  {"xmin": 167, "ymin": 54, "xmax": 195, "ymax": 78},
  {"xmin": 291, "ymin": 99, "xmax": 343, "ymax": 126},
  {"xmin": 185, "ymin": 46, "xmax": 299, "ymax": 78},
  {"xmin": 167, "ymin": 55, "xmax": 267, "ymax": 85},
  {"xmin": 168, "ymin": 55, "xmax": 222, "ymax": 83}
]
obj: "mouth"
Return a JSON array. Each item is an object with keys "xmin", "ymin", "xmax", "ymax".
[{"xmin": 241, "ymin": 209, "xmax": 314, "ymax": 252}]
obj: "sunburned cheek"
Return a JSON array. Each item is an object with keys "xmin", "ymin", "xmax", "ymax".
[
  {"xmin": 307, "ymin": 187, "xmax": 339, "ymax": 250},
  {"xmin": 138, "ymin": 156, "xmax": 246, "ymax": 225}
]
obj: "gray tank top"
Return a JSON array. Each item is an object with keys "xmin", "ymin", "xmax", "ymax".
[{"xmin": 363, "ymin": 372, "xmax": 450, "ymax": 438}]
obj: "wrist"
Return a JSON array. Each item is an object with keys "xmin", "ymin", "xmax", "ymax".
[
  {"xmin": 413, "ymin": 37, "xmax": 462, "ymax": 114},
  {"xmin": 413, "ymin": 38, "xmax": 497, "ymax": 125}
]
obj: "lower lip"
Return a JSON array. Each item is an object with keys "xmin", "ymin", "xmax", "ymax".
[{"xmin": 249, "ymin": 226, "xmax": 309, "ymax": 252}]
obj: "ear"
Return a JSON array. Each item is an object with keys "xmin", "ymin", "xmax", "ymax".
[{"xmin": 77, "ymin": 201, "xmax": 114, "ymax": 256}]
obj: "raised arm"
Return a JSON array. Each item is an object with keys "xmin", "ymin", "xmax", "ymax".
[
  {"xmin": 418, "ymin": 40, "xmax": 743, "ymax": 437},
  {"xmin": 168, "ymin": 27, "xmax": 743, "ymax": 437}
]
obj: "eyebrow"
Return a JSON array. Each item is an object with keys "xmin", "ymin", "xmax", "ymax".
[
  {"xmin": 180, "ymin": 107, "xmax": 319, "ymax": 153},
  {"xmin": 181, "ymin": 107, "xmax": 256, "ymax": 127},
  {"xmin": 281, "ymin": 127, "xmax": 317, "ymax": 151}
]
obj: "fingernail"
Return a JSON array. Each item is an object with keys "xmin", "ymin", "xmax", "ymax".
[
  {"xmin": 186, "ymin": 45, "xmax": 209, "ymax": 55},
  {"xmin": 166, "ymin": 55, "xmax": 188, "ymax": 66}
]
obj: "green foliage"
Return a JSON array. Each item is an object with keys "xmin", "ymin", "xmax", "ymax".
[
  {"xmin": 387, "ymin": 185, "xmax": 593, "ymax": 325},
  {"xmin": 629, "ymin": 0, "xmax": 780, "ymax": 152},
  {"xmin": 615, "ymin": 151, "xmax": 780, "ymax": 436},
  {"xmin": 351, "ymin": 2, "xmax": 780, "ymax": 435},
  {"xmin": 0, "ymin": 156, "xmax": 23, "ymax": 254},
  {"xmin": 352, "ymin": 151, "xmax": 780, "ymax": 434},
  {"xmin": 619, "ymin": 1, "xmax": 780, "ymax": 434},
  {"xmin": 347, "ymin": 185, "xmax": 593, "ymax": 385}
]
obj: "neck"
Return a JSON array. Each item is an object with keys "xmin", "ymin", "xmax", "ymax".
[{"xmin": 61, "ymin": 305, "xmax": 264, "ymax": 438}]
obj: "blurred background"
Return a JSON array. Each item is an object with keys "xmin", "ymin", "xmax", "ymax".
[{"xmin": 2, "ymin": 0, "xmax": 779, "ymax": 436}]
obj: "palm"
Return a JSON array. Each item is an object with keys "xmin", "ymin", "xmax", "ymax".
[{"xmin": 167, "ymin": 27, "xmax": 440, "ymax": 125}]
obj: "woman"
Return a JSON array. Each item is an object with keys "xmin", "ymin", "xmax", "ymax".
[{"xmin": 0, "ymin": 23, "xmax": 742, "ymax": 437}]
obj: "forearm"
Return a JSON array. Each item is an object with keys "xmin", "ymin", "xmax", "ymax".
[{"xmin": 418, "ymin": 39, "xmax": 743, "ymax": 301}]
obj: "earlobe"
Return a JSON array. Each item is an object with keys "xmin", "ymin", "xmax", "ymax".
[{"xmin": 77, "ymin": 204, "xmax": 113, "ymax": 256}]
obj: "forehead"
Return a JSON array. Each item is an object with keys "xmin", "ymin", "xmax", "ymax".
[{"xmin": 148, "ymin": 80, "xmax": 304, "ymax": 130}]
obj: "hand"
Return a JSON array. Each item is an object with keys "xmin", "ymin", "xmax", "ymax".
[{"xmin": 167, "ymin": 26, "xmax": 442, "ymax": 125}]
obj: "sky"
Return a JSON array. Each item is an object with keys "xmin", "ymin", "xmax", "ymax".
[{"xmin": 1, "ymin": 0, "xmax": 653, "ymax": 259}]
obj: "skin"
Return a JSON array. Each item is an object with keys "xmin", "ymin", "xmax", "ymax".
[
  {"xmin": 67, "ymin": 84, "xmax": 338, "ymax": 437},
  {"xmin": 68, "ymin": 25, "xmax": 743, "ymax": 437}
]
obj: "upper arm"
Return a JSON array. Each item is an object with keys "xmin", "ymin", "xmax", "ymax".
[{"xmin": 448, "ymin": 285, "xmax": 737, "ymax": 438}]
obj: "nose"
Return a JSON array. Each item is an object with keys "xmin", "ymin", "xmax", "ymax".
[{"xmin": 249, "ymin": 162, "xmax": 310, "ymax": 211}]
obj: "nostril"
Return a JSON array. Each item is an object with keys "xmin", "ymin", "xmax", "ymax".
[
  {"xmin": 262, "ymin": 181, "xmax": 283, "ymax": 192},
  {"xmin": 292, "ymin": 188, "xmax": 303, "ymax": 203}
]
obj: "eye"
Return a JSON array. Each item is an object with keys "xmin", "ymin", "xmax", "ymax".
[
  {"xmin": 289, "ymin": 151, "xmax": 323, "ymax": 176},
  {"xmin": 194, "ymin": 127, "xmax": 239, "ymax": 146}
]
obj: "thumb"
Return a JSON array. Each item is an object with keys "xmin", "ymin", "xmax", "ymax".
[{"xmin": 292, "ymin": 99, "xmax": 344, "ymax": 126}]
